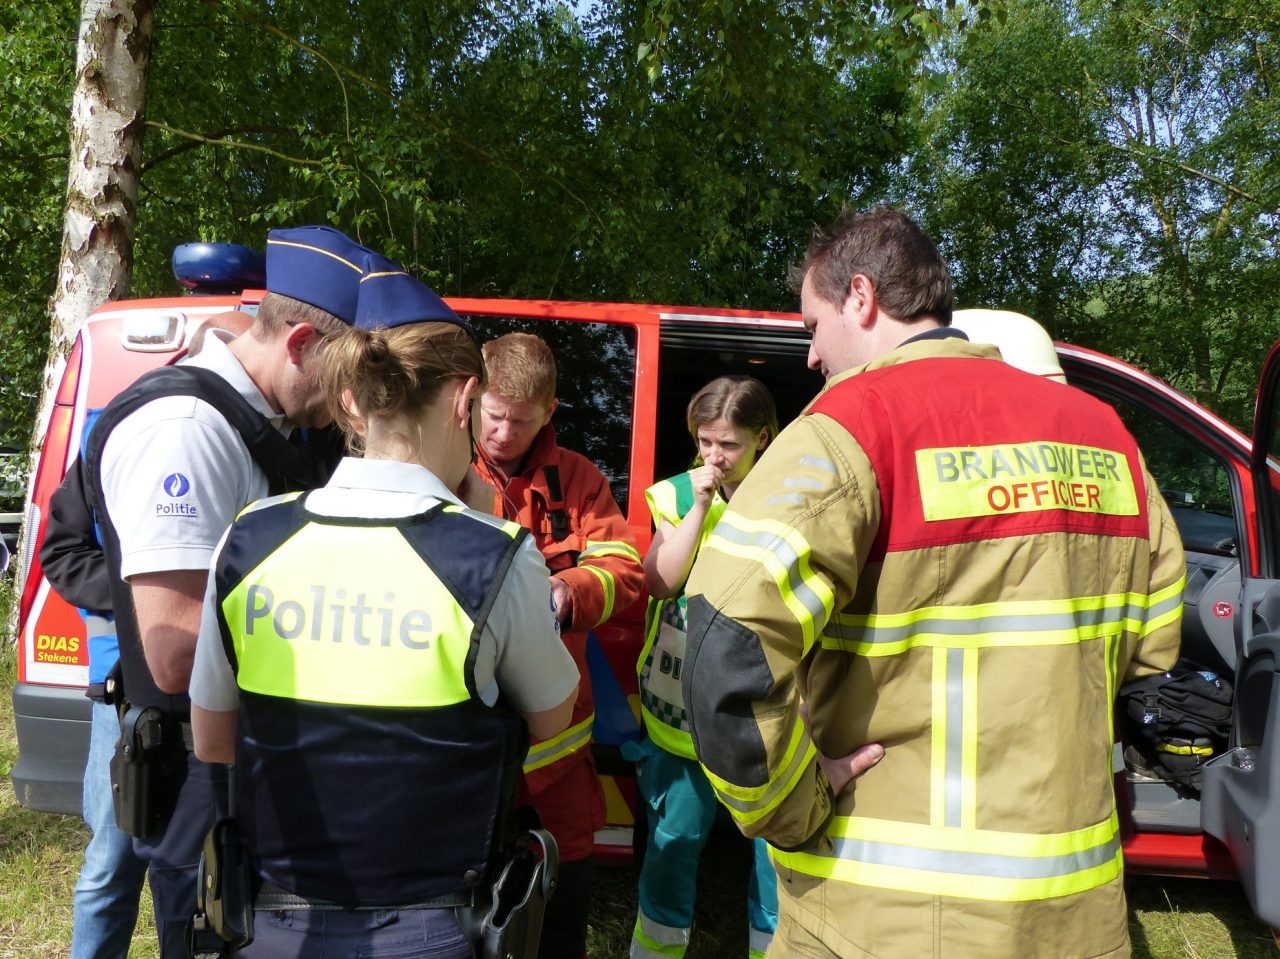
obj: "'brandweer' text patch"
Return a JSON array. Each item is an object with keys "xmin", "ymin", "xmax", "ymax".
[{"xmin": 915, "ymin": 442, "xmax": 1139, "ymax": 521}]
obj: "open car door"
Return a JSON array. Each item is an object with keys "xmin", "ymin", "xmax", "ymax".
[{"xmin": 1201, "ymin": 340, "xmax": 1280, "ymax": 926}]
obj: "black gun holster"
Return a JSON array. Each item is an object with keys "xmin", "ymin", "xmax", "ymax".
[
  {"xmin": 458, "ymin": 828, "xmax": 558, "ymax": 959},
  {"xmin": 109, "ymin": 702, "xmax": 166, "ymax": 838},
  {"xmin": 189, "ymin": 817, "xmax": 255, "ymax": 958}
]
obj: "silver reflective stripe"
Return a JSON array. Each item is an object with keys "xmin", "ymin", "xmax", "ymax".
[
  {"xmin": 826, "ymin": 601, "xmax": 1152, "ymax": 647},
  {"xmin": 1145, "ymin": 590, "xmax": 1182, "ymax": 626},
  {"xmin": 799, "ymin": 454, "xmax": 838, "ymax": 475},
  {"xmin": 826, "ymin": 832, "xmax": 1122, "ymax": 880},
  {"xmin": 581, "ymin": 542, "xmax": 638, "ymax": 559},
  {"xmin": 524, "ymin": 719, "xmax": 592, "ymax": 766},
  {"xmin": 636, "ymin": 909, "xmax": 691, "ymax": 946},
  {"xmin": 783, "ymin": 476, "xmax": 826, "ymax": 490},
  {"xmin": 711, "ymin": 521, "xmax": 828, "ymax": 625},
  {"xmin": 748, "ymin": 927, "xmax": 774, "ymax": 955},
  {"xmin": 712, "ymin": 731, "xmax": 813, "ymax": 817},
  {"xmin": 766, "ymin": 494, "xmax": 807, "ymax": 507},
  {"xmin": 946, "ymin": 649, "xmax": 965, "ymax": 829}
]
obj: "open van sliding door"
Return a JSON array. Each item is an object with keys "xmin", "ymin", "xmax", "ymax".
[{"xmin": 1201, "ymin": 340, "xmax": 1280, "ymax": 926}]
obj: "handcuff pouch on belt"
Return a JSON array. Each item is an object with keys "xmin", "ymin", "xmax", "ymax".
[
  {"xmin": 459, "ymin": 828, "xmax": 559, "ymax": 959},
  {"xmin": 189, "ymin": 817, "xmax": 255, "ymax": 957},
  {"xmin": 109, "ymin": 702, "xmax": 166, "ymax": 838}
]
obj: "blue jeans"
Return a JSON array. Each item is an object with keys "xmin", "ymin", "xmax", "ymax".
[{"xmin": 71, "ymin": 701, "xmax": 149, "ymax": 959}]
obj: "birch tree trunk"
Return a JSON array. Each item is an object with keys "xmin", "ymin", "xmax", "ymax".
[{"xmin": 10, "ymin": 0, "xmax": 155, "ymax": 619}]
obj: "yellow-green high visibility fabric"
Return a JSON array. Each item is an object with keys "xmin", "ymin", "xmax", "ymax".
[
  {"xmin": 223, "ymin": 521, "xmax": 479, "ymax": 708},
  {"xmin": 638, "ymin": 472, "xmax": 727, "ymax": 759}
]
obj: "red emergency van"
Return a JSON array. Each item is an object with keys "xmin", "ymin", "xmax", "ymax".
[{"xmin": 11, "ymin": 245, "xmax": 1280, "ymax": 921}]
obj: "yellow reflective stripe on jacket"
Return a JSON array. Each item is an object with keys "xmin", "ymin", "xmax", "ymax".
[
  {"xmin": 583, "ymin": 565, "xmax": 616, "ymax": 622},
  {"xmin": 1140, "ymin": 577, "xmax": 1185, "ymax": 636},
  {"xmin": 821, "ymin": 579, "xmax": 1185, "ymax": 657},
  {"xmin": 703, "ymin": 512, "xmax": 835, "ymax": 652},
  {"xmin": 580, "ymin": 540, "xmax": 642, "ymax": 563},
  {"xmin": 930, "ymin": 647, "xmax": 979, "ymax": 830},
  {"xmin": 523, "ymin": 714, "xmax": 594, "ymax": 773},
  {"xmin": 771, "ymin": 813, "xmax": 1123, "ymax": 902},
  {"xmin": 703, "ymin": 715, "xmax": 817, "ymax": 826}
]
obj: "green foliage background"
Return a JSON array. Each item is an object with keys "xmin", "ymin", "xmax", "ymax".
[{"xmin": 1, "ymin": 0, "xmax": 1278, "ymax": 445}]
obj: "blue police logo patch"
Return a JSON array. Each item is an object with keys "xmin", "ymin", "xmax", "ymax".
[{"xmin": 163, "ymin": 473, "xmax": 191, "ymax": 497}]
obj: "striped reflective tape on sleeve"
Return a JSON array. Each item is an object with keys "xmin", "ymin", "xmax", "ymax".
[
  {"xmin": 703, "ymin": 512, "xmax": 835, "ymax": 653},
  {"xmin": 820, "ymin": 578, "xmax": 1187, "ymax": 657},
  {"xmin": 1139, "ymin": 576, "xmax": 1185, "ymax": 637},
  {"xmin": 701, "ymin": 714, "xmax": 817, "ymax": 827},
  {"xmin": 770, "ymin": 812, "xmax": 1123, "ymax": 902},
  {"xmin": 523, "ymin": 714, "xmax": 594, "ymax": 773},
  {"xmin": 580, "ymin": 540, "xmax": 642, "ymax": 563},
  {"xmin": 582, "ymin": 565, "xmax": 617, "ymax": 622}
]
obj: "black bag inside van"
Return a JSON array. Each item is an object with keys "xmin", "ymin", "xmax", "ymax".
[{"xmin": 1120, "ymin": 660, "xmax": 1233, "ymax": 791}]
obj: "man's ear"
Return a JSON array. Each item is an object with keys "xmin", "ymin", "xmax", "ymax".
[
  {"xmin": 847, "ymin": 274, "xmax": 879, "ymax": 330},
  {"xmin": 542, "ymin": 397, "xmax": 559, "ymax": 427},
  {"xmin": 284, "ymin": 322, "xmax": 318, "ymax": 364}
]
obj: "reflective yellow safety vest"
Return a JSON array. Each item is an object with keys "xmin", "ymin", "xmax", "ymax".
[
  {"xmin": 636, "ymin": 472, "xmax": 727, "ymax": 760},
  {"xmin": 215, "ymin": 493, "xmax": 529, "ymax": 908}
]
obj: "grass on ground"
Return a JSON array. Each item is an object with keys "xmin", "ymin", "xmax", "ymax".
[{"xmin": 1, "ymin": 570, "xmax": 1275, "ymax": 957}]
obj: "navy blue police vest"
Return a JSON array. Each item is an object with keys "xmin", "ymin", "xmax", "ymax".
[{"xmin": 214, "ymin": 493, "xmax": 530, "ymax": 907}]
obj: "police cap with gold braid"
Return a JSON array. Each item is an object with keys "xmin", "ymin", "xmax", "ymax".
[
  {"xmin": 265, "ymin": 225, "xmax": 374, "ymax": 325},
  {"xmin": 355, "ymin": 252, "xmax": 474, "ymax": 337}
]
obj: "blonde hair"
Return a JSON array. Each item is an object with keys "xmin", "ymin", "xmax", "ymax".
[
  {"xmin": 252, "ymin": 292, "xmax": 348, "ymax": 341},
  {"xmin": 320, "ymin": 322, "xmax": 485, "ymax": 451},
  {"xmin": 686, "ymin": 376, "xmax": 778, "ymax": 462},
  {"xmin": 481, "ymin": 333, "xmax": 556, "ymax": 408}
]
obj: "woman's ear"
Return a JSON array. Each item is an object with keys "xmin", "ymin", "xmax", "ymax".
[
  {"xmin": 756, "ymin": 427, "xmax": 771, "ymax": 451},
  {"xmin": 341, "ymin": 389, "xmax": 367, "ymax": 436},
  {"xmin": 454, "ymin": 376, "xmax": 479, "ymax": 429}
]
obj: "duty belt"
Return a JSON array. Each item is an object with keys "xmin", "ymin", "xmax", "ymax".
[{"xmin": 254, "ymin": 881, "xmax": 474, "ymax": 912}]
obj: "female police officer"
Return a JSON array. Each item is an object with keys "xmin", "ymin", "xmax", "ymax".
[{"xmin": 189, "ymin": 258, "xmax": 578, "ymax": 958}]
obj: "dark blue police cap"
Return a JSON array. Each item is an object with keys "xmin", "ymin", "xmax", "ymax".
[
  {"xmin": 355, "ymin": 253, "xmax": 472, "ymax": 335},
  {"xmin": 265, "ymin": 226, "xmax": 373, "ymax": 325}
]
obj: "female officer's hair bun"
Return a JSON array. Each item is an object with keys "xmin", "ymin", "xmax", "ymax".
[{"xmin": 319, "ymin": 322, "xmax": 485, "ymax": 451}]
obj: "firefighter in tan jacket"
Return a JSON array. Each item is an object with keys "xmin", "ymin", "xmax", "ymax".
[{"xmin": 682, "ymin": 208, "xmax": 1184, "ymax": 959}]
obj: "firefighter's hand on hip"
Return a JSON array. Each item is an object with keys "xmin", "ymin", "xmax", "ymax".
[{"xmin": 800, "ymin": 702, "xmax": 885, "ymax": 796}]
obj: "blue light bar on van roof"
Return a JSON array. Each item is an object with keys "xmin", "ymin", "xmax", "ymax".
[{"xmin": 172, "ymin": 242, "xmax": 266, "ymax": 294}]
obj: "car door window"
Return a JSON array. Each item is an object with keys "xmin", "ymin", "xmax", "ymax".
[{"xmin": 1109, "ymin": 400, "xmax": 1239, "ymax": 557}]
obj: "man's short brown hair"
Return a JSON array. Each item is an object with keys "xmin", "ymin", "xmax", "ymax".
[
  {"xmin": 481, "ymin": 333, "xmax": 557, "ymax": 408},
  {"xmin": 791, "ymin": 206, "xmax": 954, "ymax": 325},
  {"xmin": 251, "ymin": 292, "xmax": 349, "ymax": 341}
]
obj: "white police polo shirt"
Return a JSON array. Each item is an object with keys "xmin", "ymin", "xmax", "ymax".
[{"xmin": 99, "ymin": 333, "xmax": 289, "ymax": 581}]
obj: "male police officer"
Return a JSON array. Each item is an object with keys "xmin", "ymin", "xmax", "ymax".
[
  {"xmin": 472, "ymin": 333, "xmax": 644, "ymax": 959},
  {"xmin": 81, "ymin": 226, "xmax": 371, "ymax": 957},
  {"xmin": 682, "ymin": 208, "xmax": 1184, "ymax": 958},
  {"xmin": 43, "ymin": 312, "xmax": 259, "ymax": 959}
]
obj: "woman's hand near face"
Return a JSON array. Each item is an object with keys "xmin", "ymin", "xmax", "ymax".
[{"xmin": 689, "ymin": 463, "xmax": 724, "ymax": 508}]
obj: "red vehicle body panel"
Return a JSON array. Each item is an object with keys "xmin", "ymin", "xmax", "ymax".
[{"xmin": 13, "ymin": 293, "xmax": 1263, "ymax": 885}]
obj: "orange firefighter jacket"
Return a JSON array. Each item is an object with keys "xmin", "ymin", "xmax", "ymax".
[{"xmin": 474, "ymin": 425, "xmax": 643, "ymax": 852}]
